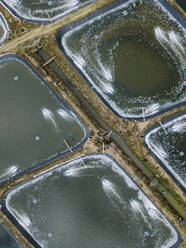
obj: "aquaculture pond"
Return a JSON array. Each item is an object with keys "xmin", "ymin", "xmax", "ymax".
[
  {"xmin": 0, "ymin": 223, "xmax": 22, "ymax": 248},
  {"xmin": 1, "ymin": 0, "xmax": 92, "ymax": 23},
  {"xmin": 0, "ymin": 13, "xmax": 8, "ymax": 44},
  {"xmin": 0, "ymin": 54, "xmax": 87, "ymax": 183},
  {"xmin": 4, "ymin": 154, "xmax": 181, "ymax": 248},
  {"xmin": 59, "ymin": 0, "xmax": 186, "ymax": 119},
  {"xmin": 145, "ymin": 111, "xmax": 186, "ymax": 192}
]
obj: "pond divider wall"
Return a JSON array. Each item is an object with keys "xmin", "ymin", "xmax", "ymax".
[
  {"xmin": 1, "ymin": 153, "xmax": 182, "ymax": 248},
  {"xmin": 144, "ymin": 110, "xmax": 186, "ymax": 193},
  {"xmin": 0, "ymin": 53, "xmax": 89, "ymax": 186},
  {"xmin": 57, "ymin": 0, "xmax": 186, "ymax": 120}
]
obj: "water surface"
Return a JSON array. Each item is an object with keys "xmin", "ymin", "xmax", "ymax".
[
  {"xmin": 145, "ymin": 112, "xmax": 186, "ymax": 191},
  {"xmin": 60, "ymin": 0, "xmax": 186, "ymax": 119},
  {"xmin": 0, "ymin": 54, "xmax": 87, "ymax": 182},
  {"xmin": 1, "ymin": 0, "xmax": 92, "ymax": 22},
  {"xmin": 5, "ymin": 154, "xmax": 180, "ymax": 248}
]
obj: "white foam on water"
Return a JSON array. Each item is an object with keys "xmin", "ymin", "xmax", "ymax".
[
  {"xmin": 0, "ymin": 165, "xmax": 19, "ymax": 179},
  {"xmin": 169, "ymin": 114, "xmax": 186, "ymax": 134},
  {"xmin": 138, "ymin": 191, "xmax": 161, "ymax": 220},
  {"xmin": 62, "ymin": 0, "xmax": 135, "ymax": 96},
  {"xmin": 57, "ymin": 108, "xmax": 72, "ymax": 120},
  {"xmin": 102, "ymin": 178, "xmax": 118, "ymax": 196},
  {"xmin": 73, "ymin": 53, "xmax": 86, "ymax": 68},
  {"xmin": 41, "ymin": 107, "xmax": 57, "ymax": 128},
  {"xmin": 98, "ymin": 154, "xmax": 138, "ymax": 190},
  {"xmin": 145, "ymin": 114, "xmax": 186, "ymax": 190},
  {"xmin": 101, "ymin": 178, "xmax": 127, "ymax": 215},
  {"xmin": 97, "ymin": 58, "xmax": 114, "ymax": 83},
  {"xmin": 154, "ymin": 26, "xmax": 185, "ymax": 66},
  {"xmin": 138, "ymin": 190, "xmax": 178, "ymax": 248},
  {"xmin": 63, "ymin": 164, "xmax": 85, "ymax": 177},
  {"xmin": 16, "ymin": 212, "xmax": 32, "ymax": 227},
  {"xmin": 154, "ymin": 0, "xmax": 186, "ymax": 35},
  {"xmin": 6, "ymin": 205, "xmax": 48, "ymax": 248},
  {"xmin": 129, "ymin": 199, "xmax": 147, "ymax": 221},
  {"xmin": 95, "ymin": 55, "xmax": 115, "ymax": 94},
  {"xmin": 144, "ymin": 103, "xmax": 160, "ymax": 116},
  {"xmin": 63, "ymin": 159, "xmax": 102, "ymax": 177},
  {"xmin": 147, "ymin": 139, "xmax": 168, "ymax": 161},
  {"xmin": 168, "ymin": 31, "xmax": 185, "ymax": 54}
]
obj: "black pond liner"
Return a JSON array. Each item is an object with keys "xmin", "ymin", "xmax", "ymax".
[
  {"xmin": 1, "ymin": 153, "xmax": 182, "ymax": 248},
  {"xmin": 144, "ymin": 110, "xmax": 186, "ymax": 193},
  {"xmin": 0, "ymin": 53, "xmax": 89, "ymax": 186},
  {"xmin": 57, "ymin": 0, "xmax": 186, "ymax": 121},
  {"xmin": 0, "ymin": 12, "xmax": 8, "ymax": 44},
  {"xmin": 0, "ymin": 222, "xmax": 23, "ymax": 248},
  {"xmin": 0, "ymin": 0, "xmax": 93, "ymax": 24}
]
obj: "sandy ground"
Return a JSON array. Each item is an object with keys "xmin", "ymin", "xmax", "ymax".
[{"xmin": 0, "ymin": 0, "xmax": 185, "ymax": 247}]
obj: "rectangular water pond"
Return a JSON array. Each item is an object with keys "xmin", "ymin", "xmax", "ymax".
[
  {"xmin": 1, "ymin": 0, "xmax": 93, "ymax": 23},
  {"xmin": 58, "ymin": 0, "xmax": 186, "ymax": 119},
  {"xmin": 145, "ymin": 111, "xmax": 186, "ymax": 192},
  {"xmin": 0, "ymin": 13, "xmax": 8, "ymax": 44},
  {"xmin": 0, "ymin": 54, "xmax": 87, "ymax": 183},
  {"xmin": 3, "ymin": 154, "xmax": 181, "ymax": 248},
  {"xmin": 0, "ymin": 223, "xmax": 22, "ymax": 248}
]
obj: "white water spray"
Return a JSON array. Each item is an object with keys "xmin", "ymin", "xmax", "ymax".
[{"xmin": 42, "ymin": 107, "xmax": 57, "ymax": 128}]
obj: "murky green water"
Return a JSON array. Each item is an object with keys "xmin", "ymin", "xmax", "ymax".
[
  {"xmin": 2, "ymin": 0, "xmax": 92, "ymax": 22},
  {"xmin": 6, "ymin": 154, "xmax": 180, "ymax": 248},
  {"xmin": 61, "ymin": 0, "xmax": 186, "ymax": 118},
  {"xmin": 145, "ymin": 112, "xmax": 186, "ymax": 191},
  {"xmin": 0, "ymin": 55, "xmax": 87, "ymax": 182},
  {"xmin": 0, "ymin": 223, "xmax": 22, "ymax": 248}
]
